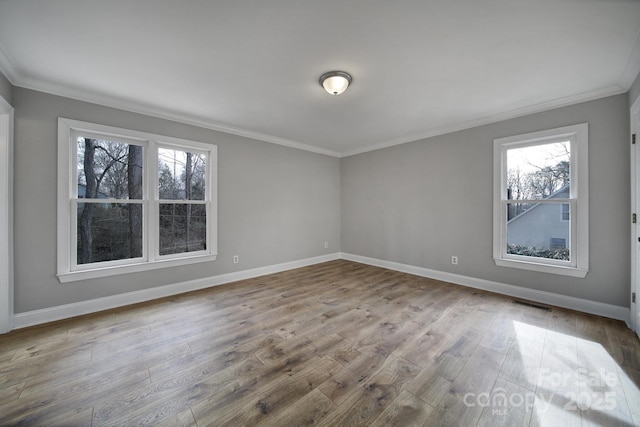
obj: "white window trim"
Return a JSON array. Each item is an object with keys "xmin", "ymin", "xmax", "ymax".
[
  {"xmin": 57, "ymin": 118, "xmax": 217, "ymax": 283},
  {"xmin": 492, "ymin": 123, "xmax": 588, "ymax": 278}
]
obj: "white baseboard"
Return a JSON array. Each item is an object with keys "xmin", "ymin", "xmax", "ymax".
[
  {"xmin": 12, "ymin": 253, "xmax": 340, "ymax": 330},
  {"xmin": 341, "ymin": 253, "xmax": 631, "ymax": 325},
  {"xmin": 11, "ymin": 251, "xmax": 631, "ymax": 330}
]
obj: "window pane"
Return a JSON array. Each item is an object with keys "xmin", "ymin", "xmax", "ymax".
[
  {"xmin": 77, "ymin": 138, "xmax": 143, "ymax": 199},
  {"xmin": 506, "ymin": 202, "xmax": 570, "ymax": 261},
  {"xmin": 77, "ymin": 203, "xmax": 143, "ymax": 264},
  {"xmin": 506, "ymin": 141, "xmax": 570, "ymax": 200},
  {"xmin": 159, "ymin": 204, "xmax": 207, "ymax": 255},
  {"xmin": 158, "ymin": 148, "xmax": 206, "ymax": 200},
  {"xmin": 507, "ymin": 201, "xmax": 536, "ymax": 221}
]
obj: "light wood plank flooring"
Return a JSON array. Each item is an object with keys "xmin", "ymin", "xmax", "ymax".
[{"xmin": 1, "ymin": 260, "xmax": 640, "ymax": 426}]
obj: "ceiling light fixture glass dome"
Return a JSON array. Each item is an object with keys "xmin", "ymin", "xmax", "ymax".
[{"xmin": 319, "ymin": 71, "xmax": 352, "ymax": 95}]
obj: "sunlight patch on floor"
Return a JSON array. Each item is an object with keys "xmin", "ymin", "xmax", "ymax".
[{"xmin": 507, "ymin": 321, "xmax": 640, "ymax": 427}]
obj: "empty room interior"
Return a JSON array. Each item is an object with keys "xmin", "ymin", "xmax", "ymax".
[{"xmin": 2, "ymin": 1, "xmax": 640, "ymax": 426}]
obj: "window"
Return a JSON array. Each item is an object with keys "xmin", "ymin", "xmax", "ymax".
[
  {"xmin": 493, "ymin": 123, "xmax": 588, "ymax": 277},
  {"xmin": 57, "ymin": 118, "xmax": 217, "ymax": 282},
  {"xmin": 550, "ymin": 237, "xmax": 567, "ymax": 249}
]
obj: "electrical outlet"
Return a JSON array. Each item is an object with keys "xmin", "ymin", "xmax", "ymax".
[
  {"xmin": 324, "ymin": 242, "xmax": 329, "ymax": 249},
  {"xmin": 233, "ymin": 255, "xmax": 239, "ymax": 264},
  {"xmin": 451, "ymin": 256, "xmax": 458, "ymax": 265}
]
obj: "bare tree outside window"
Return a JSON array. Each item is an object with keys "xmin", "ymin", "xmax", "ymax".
[
  {"xmin": 128, "ymin": 145, "xmax": 143, "ymax": 258},
  {"xmin": 58, "ymin": 118, "xmax": 217, "ymax": 282},
  {"xmin": 505, "ymin": 141, "xmax": 571, "ymax": 260},
  {"xmin": 158, "ymin": 148, "xmax": 207, "ymax": 256},
  {"xmin": 76, "ymin": 138, "xmax": 143, "ymax": 264}
]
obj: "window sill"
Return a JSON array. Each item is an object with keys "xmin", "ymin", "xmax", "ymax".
[
  {"xmin": 494, "ymin": 258, "xmax": 588, "ymax": 278},
  {"xmin": 57, "ymin": 254, "xmax": 217, "ymax": 283}
]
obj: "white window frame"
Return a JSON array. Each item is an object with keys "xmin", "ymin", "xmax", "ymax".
[
  {"xmin": 492, "ymin": 123, "xmax": 588, "ymax": 278},
  {"xmin": 57, "ymin": 118, "xmax": 217, "ymax": 283}
]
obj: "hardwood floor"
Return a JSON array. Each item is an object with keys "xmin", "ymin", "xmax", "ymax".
[{"xmin": 1, "ymin": 260, "xmax": 639, "ymax": 426}]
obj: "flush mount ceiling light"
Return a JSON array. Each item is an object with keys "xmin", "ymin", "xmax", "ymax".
[{"xmin": 319, "ymin": 71, "xmax": 352, "ymax": 95}]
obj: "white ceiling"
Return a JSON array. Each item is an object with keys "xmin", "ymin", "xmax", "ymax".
[{"xmin": 1, "ymin": 1, "xmax": 639, "ymax": 157}]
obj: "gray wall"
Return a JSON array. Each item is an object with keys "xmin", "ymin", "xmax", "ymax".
[
  {"xmin": 13, "ymin": 88, "xmax": 341, "ymax": 313},
  {"xmin": 10, "ymin": 84, "xmax": 635, "ymax": 313},
  {"xmin": 341, "ymin": 94, "xmax": 630, "ymax": 307},
  {"xmin": 0, "ymin": 72, "xmax": 11, "ymax": 105}
]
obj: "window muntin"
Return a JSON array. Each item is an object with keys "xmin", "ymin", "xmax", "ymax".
[
  {"xmin": 493, "ymin": 123, "xmax": 588, "ymax": 277},
  {"xmin": 58, "ymin": 118, "xmax": 217, "ymax": 282}
]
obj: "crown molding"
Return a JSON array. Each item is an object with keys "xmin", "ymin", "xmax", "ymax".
[
  {"xmin": 618, "ymin": 27, "xmax": 640, "ymax": 90},
  {"xmin": 8, "ymin": 71, "xmax": 343, "ymax": 158},
  {"xmin": 340, "ymin": 84, "xmax": 627, "ymax": 157},
  {"xmin": 0, "ymin": 43, "xmax": 18, "ymax": 84},
  {"xmin": 0, "ymin": 44, "xmax": 632, "ymax": 159}
]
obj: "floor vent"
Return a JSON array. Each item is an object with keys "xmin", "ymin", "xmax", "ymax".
[{"xmin": 512, "ymin": 299, "xmax": 551, "ymax": 311}]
